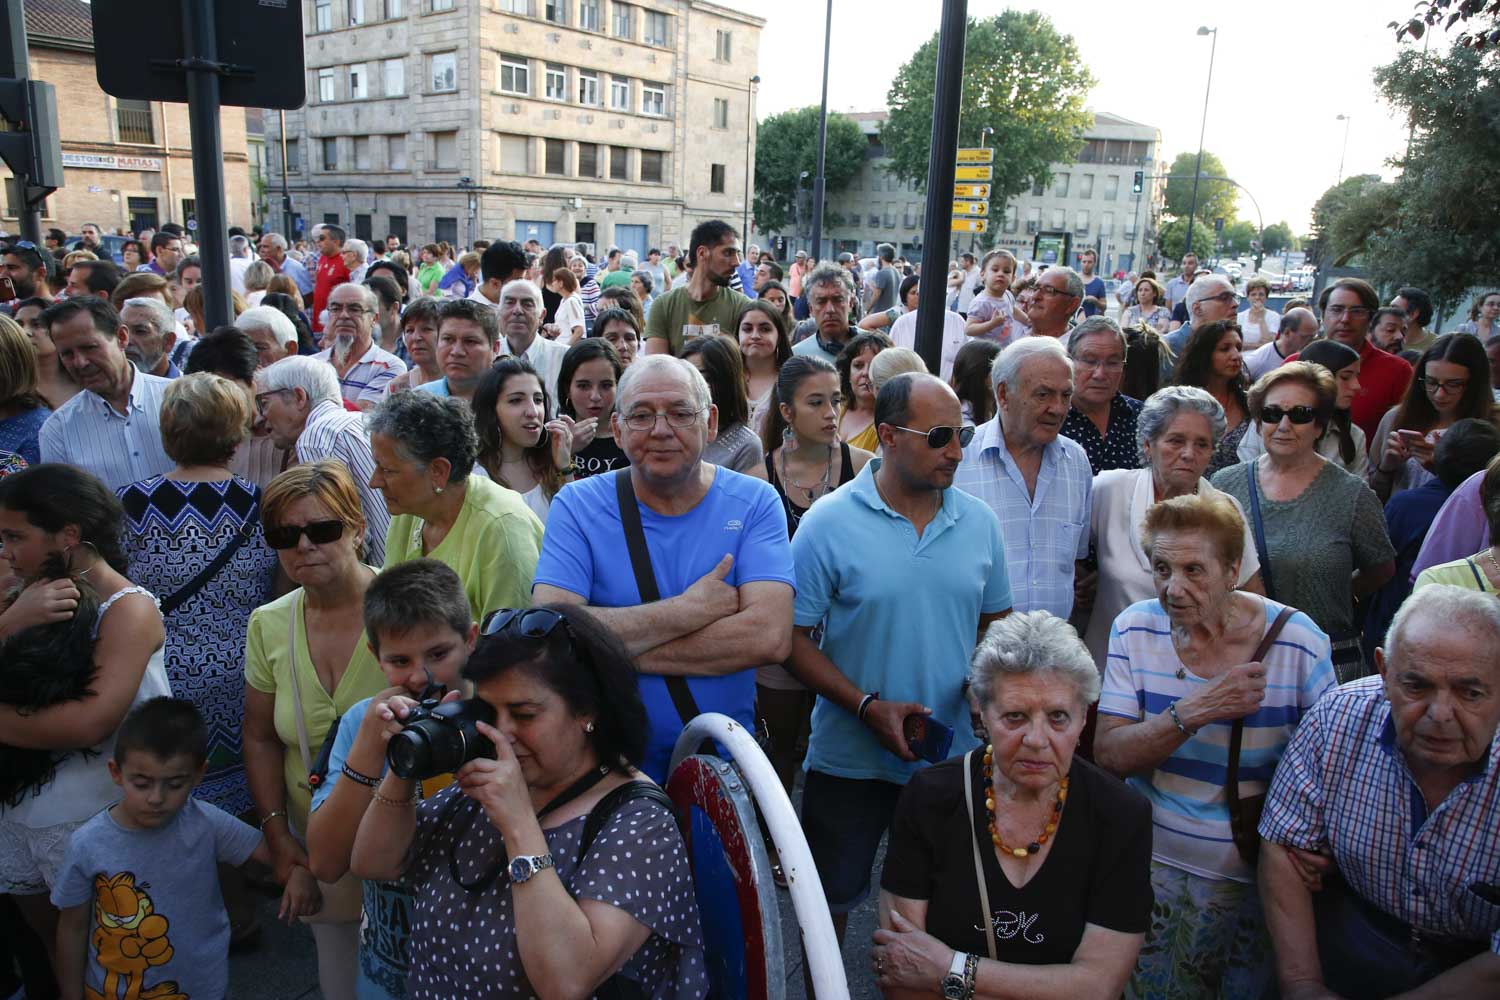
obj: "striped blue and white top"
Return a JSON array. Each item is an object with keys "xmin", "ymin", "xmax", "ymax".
[
  {"xmin": 296, "ymin": 399, "xmax": 390, "ymax": 567},
  {"xmin": 314, "ymin": 343, "xmax": 407, "ymax": 408},
  {"xmin": 38, "ymin": 370, "xmax": 175, "ymax": 492},
  {"xmin": 1100, "ymin": 596, "xmax": 1335, "ymax": 884}
]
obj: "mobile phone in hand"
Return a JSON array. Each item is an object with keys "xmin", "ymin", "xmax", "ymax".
[{"xmin": 903, "ymin": 714, "xmax": 954, "ymax": 764}]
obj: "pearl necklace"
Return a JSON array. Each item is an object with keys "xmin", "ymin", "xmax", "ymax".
[{"xmin": 982, "ymin": 745, "xmax": 1068, "ymax": 858}]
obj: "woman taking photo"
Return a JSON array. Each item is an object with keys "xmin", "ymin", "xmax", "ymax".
[
  {"xmin": 1369, "ymin": 333, "xmax": 1497, "ymax": 501},
  {"xmin": 467, "ymin": 358, "xmax": 573, "ymax": 524},
  {"xmin": 682, "ymin": 335, "xmax": 765, "ymax": 478},
  {"xmin": 1173, "ymin": 319, "xmax": 1250, "ymax": 477},
  {"xmin": 1094, "ymin": 494, "xmax": 1335, "ymax": 998},
  {"xmin": 590, "ymin": 306, "xmax": 640, "ymax": 368},
  {"xmin": 0, "ymin": 464, "xmax": 171, "ymax": 981},
  {"xmin": 1121, "ymin": 276, "xmax": 1170, "ymax": 335},
  {"xmin": 757, "ymin": 356, "xmax": 873, "ymax": 792},
  {"xmin": 949, "ymin": 339, "xmax": 1002, "ymax": 427},
  {"xmin": 350, "ymin": 604, "xmax": 707, "ymax": 1000},
  {"xmin": 1237, "ymin": 338, "xmax": 1368, "ymax": 476},
  {"xmin": 1211, "ymin": 362, "xmax": 1395, "ymax": 681},
  {"xmin": 559, "ymin": 339, "xmax": 629, "ymax": 480},
  {"xmin": 12, "ymin": 298, "xmax": 78, "ymax": 410},
  {"xmin": 1085, "ymin": 386, "xmax": 1263, "ymax": 669},
  {"xmin": 835, "ymin": 331, "xmax": 892, "ymax": 453},
  {"xmin": 370, "ymin": 387, "xmax": 544, "ymax": 619},
  {"xmin": 737, "ymin": 299, "xmax": 792, "ymax": 430},
  {"xmin": 874, "ymin": 612, "xmax": 1150, "ymax": 999},
  {"xmin": 0, "ymin": 316, "xmax": 49, "ymax": 465}
]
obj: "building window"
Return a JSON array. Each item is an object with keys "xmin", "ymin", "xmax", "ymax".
[
  {"xmin": 710, "ymin": 163, "xmax": 725, "ymax": 193},
  {"xmin": 545, "ymin": 63, "xmax": 566, "ymax": 101},
  {"xmin": 1053, "ymin": 174, "xmax": 1069, "ymax": 198},
  {"xmin": 641, "ymin": 82, "xmax": 665, "ymax": 117},
  {"xmin": 1004, "ymin": 205, "xmax": 1018, "ymax": 234},
  {"xmin": 286, "ymin": 138, "xmax": 301, "ymax": 172},
  {"xmin": 1074, "ymin": 210, "xmax": 1089, "ymax": 235},
  {"xmin": 382, "ymin": 58, "xmax": 405, "ymax": 96},
  {"xmin": 498, "ymin": 54, "xmax": 529, "ymax": 94},
  {"xmin": 611, "ymin": 2, "xmax": 632, "ymax": 39},
  {"xmin": 1027, "ymin": 207, "xmax": 1041, "ymax": 234},
  {"xmin": 387, "ymin": 134, "xmax": 407, "ymax": 170},
  {"xmin": 429, "ymin": 52, "xmax": 457, "ymax": 92},
  {"xmin": 317, "ymin": 69, "xmax": 335, "ymax": 102},
  {"xmin": 544, "ymin": 0, "xmax": 566, "ymax": 23},
  {"xmin": 609, "ymin": 76, "xmax": 629, "ymax": 110},
  {"xmin": 578, "ymin": 142, "xmax": 599, "ymax": 177},
  {"xmin": 1079, "ymin": 174, "xmax": 1094, "ymax": 199},
  {"xmin": 322, "ymin": 137, "xmax": 338, "ymax": 171},
  {"xmin": 640, "ymin": 149, "xmax": 663, "ymax": 183},
  {"xmin": 711, "ymin": 97, "xmax": 728, "ymax": 129},
  {"xmin": 349, "ymin": 0, "xmax": 365, "ymax": 24},
  {"xmin": 498, "ymin": 0, "xmax": 531, "ymax": 12},
  {"xmin": 432, "ymin": 130, "xmax": 458, "ymax": 169},
  {"xmin": 1104, "ymin": 174, "xmax": 1119, "ymax": 200},
  {"xmin": 1100, "ymin": 212, "xmax": 1114, "ymax": 237},
  {"xmin": 323, "ymin": 213, "xmax": 340, "ymax": 225},
  {"xmin": 383, "ymin": 0, "xmax": 404, "ymax": 16},
  {"xmin": 355, "ymin": 213, "xmax": 372, "ymax": 240},
  {"xmin": 388, "ymin": 215, "xmax": 407, "ymax": 242},
  {"xmin": 715, "ymin": 29, "xmax": 732, "ymax": 61},
  {"xmin": 883, "ymin": 206, "xmax": 895, "ymax": 228},
  {"xmin": 545, "ymin": 138, "xmax": 567, "ymax": 175},
  {"xmin": 314, "ymin": 0, "xmax": 332, "ymax": 30},
  {"xmin": 1051, "ymin": 208, "xmax": 1065, "ymax": 229},
  {"xmin": 578, "ymin": 70, "xmax": 599, "ymax": 106},
  {"xmin": 116, "ymin": 99, "xmax": 154, "ymax": 144},
  {"xmin": 498, "ymin": 133, "xmax": 528, "ymax": 172},
  {"xmin": 1031, "ymin": 179, "xmax": 1045, "ymax": 197},
  {"xmin": 429, "ymin": 0, "xmax": 454, "ymax": 9},
  {"xmin": 868, "ymin": 213, "xmax": 879, "ymax": 228},
  {"xmin": 643, "ymin": 10, "xmax": 669, "ymax": 46},
  {"xmin": 354, "ymin": 136, "xmax": 372, "ymax": 170},
  {"xmin": 579, "ymin": 0, "xmax": 600, "ymax": 30},
  {"xmin": 609, "ymin": 146, "xmax": 628, "ymax": 179},
  {"xmin": 349, "ymin": 63, "xmax": 369, "ymax": 99}
]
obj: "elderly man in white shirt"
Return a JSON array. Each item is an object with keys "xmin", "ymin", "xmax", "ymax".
[
  {"xmin": 496, "ymin": 278, "xmax": 569, "ymax": 415},
  {"xmin": 37, "ymin": 297, "xmax": 174, "ymax": 491},
  {"xmin": 889, "ymin": 305, "xmax": 966, "ymax": 382}
]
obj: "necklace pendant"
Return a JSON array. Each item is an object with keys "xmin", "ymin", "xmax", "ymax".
[{"xmin": 1175, "ymin": 666, "xmax": 1186, "ymax": 680}]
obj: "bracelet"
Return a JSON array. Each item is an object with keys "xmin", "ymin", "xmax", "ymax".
[
  {"xmin": 856, "ymin": 691, "xmax": 879, "ymax": 722},
  {"xmin": 258, "ymin": 809, "xmax": 288, "ymax": 830},
  {"xmin": 341, "ymin": 763, "xmax": 380, "ymax": 788},
  {"xmin": 372, "ymin": 789, "xmax": 417, "ymax": 808},
  {"xmin": 962, "ymin": 952, "xmax": 979, "ymax": 999},
  {"xmin": 1167, "ymin": 701, "xmax": 1197, "ymax": 738}
]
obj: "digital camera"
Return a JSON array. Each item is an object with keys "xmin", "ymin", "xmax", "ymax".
[{"xmin": 385, "ymin": 698, "xmax": 497, "ymax": 781}]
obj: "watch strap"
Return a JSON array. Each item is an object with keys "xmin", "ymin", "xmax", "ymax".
[{"xmin": 948, "ymin": 952, "xmax": 967, "ymax": 978}]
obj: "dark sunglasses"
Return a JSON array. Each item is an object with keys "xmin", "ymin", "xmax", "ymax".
[
  {"xmin": 481, "ymin": 607, "xmax": 569, "ymax": 639},
  {"xmin": 891, "ymin": 424, "xmax": 976, "ymax": 448},
  {"xmin": 265, "ymin": 519, "xmax": 345, "ymax": 550},
  {"xmin": 3, "ymin": 240, "xmax": 37, "ymax": 251},
  {"xmin": 1259, "ymin": 404, "xmax": 1318, "ymax": 426}
]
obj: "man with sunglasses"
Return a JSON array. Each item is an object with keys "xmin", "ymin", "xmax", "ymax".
[
  {"xmin": 1288, "ymin": 277, "xmax": 1413, "ymax": 442},
  {"xmin": 955, "ymin": 337, "xmax": 1092, "ymax": 619},
  {"xmin": 785, "ymin": 372, "xmax": 1011, "ymax": 945}
]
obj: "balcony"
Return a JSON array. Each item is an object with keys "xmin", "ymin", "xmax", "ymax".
[{"xmin": 116, "ymin": 104, "xmax": 155, "ymax": 145}]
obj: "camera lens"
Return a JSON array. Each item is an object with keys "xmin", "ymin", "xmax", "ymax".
[{"xmin": 385, "ymin": 729, "xmax": 427, "ymax": 779}]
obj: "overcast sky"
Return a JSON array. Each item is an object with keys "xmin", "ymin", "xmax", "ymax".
[{"xmin": 740, "ymin": 0, "xmax": 1434, "ymax": 233}]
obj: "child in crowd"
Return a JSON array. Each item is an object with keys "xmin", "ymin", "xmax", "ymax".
[
  {"xmin": 50, "ymin": 698, "xmax": 284, "ymax": 1000},
  {"xmin": 963, "ymin": 248, "xmax": 1029, "ymax": 346},
  {"xmin": 306, "ymin": 559, "xmax": 478, "ymax": 1000}
]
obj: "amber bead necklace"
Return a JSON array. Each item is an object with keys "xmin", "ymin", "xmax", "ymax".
[{"xmin": 981, "ymin": 744, "xmax": 1068, "ymax": 858}]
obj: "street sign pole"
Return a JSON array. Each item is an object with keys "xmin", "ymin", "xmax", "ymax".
[
  {"xmin": 180, "ymin": 0, "xmax": 231, "ymax": 329},
  {"xmin": 808, "ymin": 0, "xmax": 833, "ymax": 262},
  {"xmin": 913, "ymin": 0, "xmax": 967, "ymax": 375}
]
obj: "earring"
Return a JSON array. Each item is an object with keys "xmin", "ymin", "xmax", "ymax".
[
  {"xmin": 434, "ymin": 485, "xmax": 444, "ymax": 495},
  {"xmin": 584, "ymin": 722, "xmax": 596, "ymax": 734},
  {"xmin": 781, "ymin": 425, "xmax": 797, "ymax": 452}
]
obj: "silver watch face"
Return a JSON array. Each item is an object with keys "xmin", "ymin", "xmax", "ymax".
[
  {"xmin": 941, "ymin": 976, "xmax": 965, "ymax": 1000},
  {"xmin": 509, "ymin": 856, "xmax": 535, "ymax": 882}
]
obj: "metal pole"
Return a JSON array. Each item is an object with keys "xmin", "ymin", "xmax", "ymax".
[
  {"xmin": 808, "ymin": 0, "xmax": 832, "ymax": 262},
  {"xmin": 1184, "ymin": 26, "xmax": 1217, "ymax": 259},
  {"xmin": 181, "ymin": 0, "xmax": 232, "ymax": 329},
  {"xmin": 1336, "ymin": 114, "xmax": 1351, "ymax": 185},
  {"xmin": 279, "ymin": 109, "xmax": 294, "ymax": 238},
  {"xmin": 913, "ymin": 0, "xmax": 967, "ymax": 374},
  {"xmin": 743, "ymin": 76, "xmax": 758, "ymax": 245}
]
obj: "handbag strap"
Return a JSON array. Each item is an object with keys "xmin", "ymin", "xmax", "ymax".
[
  {"xmin": 1245, "ymin": 464, "xmax": 1276, "ymax": 599},
  {"xmin": 614, "ymin": 470, "xmax": 703, "ymax": 727},
  {"xmin": 286, "ymin": 592, "xmax": 315, "ymax": 785},
  {"xmin": 159, "ymin": 492, "xmax": 259, "ymax": 616},
  {"xmin": 1227, "ymin": 605, "xmax": 1296, "ymax": 807},
  {"xmin": 1468, "ymin": 557, "xmax": 1486, "ymax": 589},
  {"xmin": 962, "ymin": 750, "xmax": 998, "ymax": 961}
]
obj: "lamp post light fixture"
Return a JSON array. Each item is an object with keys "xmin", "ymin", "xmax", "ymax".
[{"xmin": 1184, "ymin": 25, "xmax": 1218, "ymax": 259}]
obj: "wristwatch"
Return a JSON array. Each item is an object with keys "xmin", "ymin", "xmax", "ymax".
[
  {"xmin": 508, "ymin": 853, "xmax": 555, "ymax": 884},
  {"xmin": 941, "ymin": 951, "xmax": 968, "ymax": 1000}
]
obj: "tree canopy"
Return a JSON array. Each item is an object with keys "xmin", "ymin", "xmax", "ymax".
[
  {"xmin": 1158, "ymin": 217, "xmax": 1217, "ymax": 261},
  {"xmin": 1392, "ymin": 0, "xmax": 1500, "ymax": 51},
  {"xmin": 752, "ymin": 107, "xmax": 867, "ymax": 234},
  {"xmin": 1162, "ymin": 150, "xmax": 1238, "ymax": 227},
  {"xmin": 1261, "ymin": 222, "xmax": 1298, "ymax": 255},
  {"xmin": 1307, "ymin": 174, "xmax": 1395, "ymax": 268},
  {"xmin": 878, "ymin": 11, "xmax": 1094, "ymax": 228}
]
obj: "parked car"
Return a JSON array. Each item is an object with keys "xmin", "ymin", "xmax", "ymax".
[{"xmin": 64, "ymin": 234, "xmax": 131, "ymax": 265}]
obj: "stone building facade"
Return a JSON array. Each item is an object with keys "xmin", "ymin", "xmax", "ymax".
[{"xmin": 271, "ymin": 0, "xmax": 763, "ymax": 256}]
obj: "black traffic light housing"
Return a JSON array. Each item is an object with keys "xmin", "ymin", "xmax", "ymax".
[
  {"xmin": 0, "ymin": 2, "xmax": 63, "ymax": 238},
  {"xmin": 1132, "ymin": 170, "xmax": 1144, "ymax": 194}
]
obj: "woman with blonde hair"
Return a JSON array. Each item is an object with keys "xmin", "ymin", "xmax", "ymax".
[{"xmin": 0, "ymin": 314, "xmax": 50, "ymax": 465}]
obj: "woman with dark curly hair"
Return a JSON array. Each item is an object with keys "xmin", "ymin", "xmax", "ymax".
[
  {"xmin": 350, "ymin": 603, "xmax": 708, "ymax": 1000},
  {"xmin": 1173, "ymin": 318, "xmax": 1250, "ymax": 477},
  {"xmin": 369, "ymin": 389, "xmax": 544, "ymax": 621},
  {"xmin": 471, "ymin": 358, "xmax": 576, "ymax": 523}
]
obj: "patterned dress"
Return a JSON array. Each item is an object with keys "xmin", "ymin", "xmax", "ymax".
[{"xmin": 117, "ymin": 476, "xmax": 278, "ymax": 814}]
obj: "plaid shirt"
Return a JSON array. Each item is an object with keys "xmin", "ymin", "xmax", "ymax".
[
  {"xmin": 1260, "ymin": 676, "xmax": 1500, "ymax": 954},
  {"xmin": 954, "ymin": 418, "xmax": 1091, "ymax": 618}
]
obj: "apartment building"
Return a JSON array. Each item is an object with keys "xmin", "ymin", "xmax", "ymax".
[{"xmin": 270, "ymin": 0, "xmax": 763, "ymax": 256}]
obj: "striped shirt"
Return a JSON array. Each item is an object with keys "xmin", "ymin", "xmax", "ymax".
[
  {"xmin": 1100, "ymin": 597, "xmax": 1335, "ymax": 884},
  {"xmin": 314, "ymin": 343, "xmax": 407, "ymax": 408},
  {"xmin": 296, "ymin": 399, "xmax": 390, "ymax": 566},
  {"xmin": 1260, "ymin": 676, "xmax": 1500, "ymax": 953},
  {"xmin": 954, "ymin": 418, "xmax": 1092, "ymax": 618},
  {"xmin": 38, "ymin": 369, "xmax": 175, "ymax": 492}
]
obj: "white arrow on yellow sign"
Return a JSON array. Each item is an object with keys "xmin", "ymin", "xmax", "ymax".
[
  {"xmin": 952, "ymin": 200, "xmax": 989, "ymax": 217},
  {"xmin": 956, "ymin": 147, "xmax": 995, "ymax": 164},
  {"xmin": 951, "ymin": 218, "xmax": 989, "ymax": 234},
  {"xmin": 954, "ymin": 165, "xmax": 993, "ymax": 181},
  {"xmin": 953, "ymin": 183, "xmax": 990, "ymax": 199}
]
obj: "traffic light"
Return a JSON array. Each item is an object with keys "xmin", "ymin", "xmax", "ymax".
[{"xmin": 1132, "ymin": 170, "xmax": 1144, "ymax": 194}]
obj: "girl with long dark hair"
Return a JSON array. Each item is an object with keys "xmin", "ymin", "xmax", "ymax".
[
  {"xmin": 1173, "ymin": 319, "xmax": 1250, "ymax": 477},
  {"xmin": 472, "ymin": 359, "xmax": 575, "ymax": 523}
]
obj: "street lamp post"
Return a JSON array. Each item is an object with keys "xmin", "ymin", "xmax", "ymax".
[
  {"xmin": 743, "ymin": 75, "xmax": 759, "ymax": 247},
  {"xmin": 796, "ymin": 170, "xmax": 810, "ymax": 252},
  {"xmin": 1184, "ymin": 25, "xmax": 1218, "ymax": 259},
  {"xmin": 1336, "ymin": 113, "xmax": 1352, "ymax": 185},
  {"xmin": 808, "ymin": 0, "xmax": 833, "ymax": 262}
]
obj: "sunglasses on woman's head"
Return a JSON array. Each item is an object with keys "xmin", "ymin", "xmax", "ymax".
[
  {"xmin": 889, "ymin": 424, "xmax": 976, "ymax": 448},
  {"xmin": 481, "ymin": 607, "xmax": 568, "ymax": 639},
  {"xmin": 264, "ymin": 519, "xmax": 345, "ymax": 550},
  {"xmin": 1259, "ymin": 405, "xmax": 1318, "ymax": 426}
]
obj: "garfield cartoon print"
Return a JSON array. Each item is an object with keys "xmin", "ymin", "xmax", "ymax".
[{"xmin": 90, "ymin": 872, "xmax": 187, "ymax": 1000}]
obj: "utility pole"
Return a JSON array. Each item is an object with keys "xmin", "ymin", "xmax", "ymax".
[
  {"xmin": 1185, "ymin": 26, "xmax": 1218, "ymax": 259},
  {"xmin": 808, "ymin": 0, "xmax": 833, "ymax": 261},
  {"xmin": 913, "ymin": 0, "xmax": 967, "ymax": 374}
]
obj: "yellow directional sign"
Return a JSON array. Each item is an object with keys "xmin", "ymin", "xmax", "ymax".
[
  {"xmin": 951, "ymin": 218, "xmax": 989, "ymax": 234},
  {"xmin": 956, "ymin": 147, "xmax": 995, "ymax": 164},
  {"xmin": 954, "ymin": 165, "xmax": 993, "ymax": 181},
  {"xmin": 953, "ymin": 183, "xmax": 990, "ymax": 199},
  {"xmin": 952, "ymin": 200, "xmax": 988, "ymax": 217}
]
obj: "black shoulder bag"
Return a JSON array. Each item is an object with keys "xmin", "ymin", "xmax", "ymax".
[
  {"xmin": 159, "ymin": 493, "xmax": 260, "ymax": 616},
  {"xmin": 1245, "ymin": 467, "xmax": 1275, "ymax": 600}
]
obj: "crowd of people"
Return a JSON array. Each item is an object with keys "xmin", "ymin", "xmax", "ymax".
[{"xmin": 0, "ymin": 214, "xmax": 1497, "ymax": 1000}]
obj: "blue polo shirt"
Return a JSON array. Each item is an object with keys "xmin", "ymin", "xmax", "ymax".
[
  {"xmin": 792, "ymin": 459, "xmax": 1012, "ymax": 785},
  {"xmin": 533, "ymin": 466, "xmax": 796, "ymax": 780}
]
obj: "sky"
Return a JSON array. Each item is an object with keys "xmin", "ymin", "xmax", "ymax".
[{"xmin": 740, "ymin": 0, "xmax": 1435, "ymax": 234}]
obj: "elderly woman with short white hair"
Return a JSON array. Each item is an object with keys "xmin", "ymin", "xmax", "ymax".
[
  {"xmin": 340, "ymin": 238, "xmax": 370, "ymax": 285},
  {"xmin": 873, "ymin": 611, "xmax": 1152, "ymax": 999}
]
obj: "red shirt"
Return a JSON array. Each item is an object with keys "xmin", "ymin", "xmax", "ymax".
[
  {"xmin": 1288, "ymin": 337, "xmax": 1412, "ymax": 446},
  {"xmin": 312, "ymin": 253, "xmax": 351, "ymax": 332}
]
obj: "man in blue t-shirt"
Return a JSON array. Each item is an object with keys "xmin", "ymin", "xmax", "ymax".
[
  {"xmin": 533, "ymin": 355, "xmax": 796, "ymax": 780},
  {"xmin": 1078, "ymin": 247, "xmax": 1107, "ymax": 318}
]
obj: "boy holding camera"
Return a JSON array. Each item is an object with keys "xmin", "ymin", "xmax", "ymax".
[{"xmin": 305, "ymin": 559, "xmax": 478, "ymax": 1000}]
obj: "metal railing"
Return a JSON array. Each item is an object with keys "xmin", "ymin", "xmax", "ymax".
[{"xmin": 117, "ymin": 106, "xmax": 155, "ymax": 144}]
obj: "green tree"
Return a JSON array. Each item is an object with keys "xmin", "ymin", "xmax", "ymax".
[
  {"xmin": 1392, "ymin": 0, "xmax": 1500, "ymax": 50},
  {"xmin": 1158, "ymin": 217, "xmax": 1217, "ymax": 261},
  {"xmin": 1221, "ymin": 220, "xmax": 1257, "ymax": 256},
  {"xmin": 1261, "ymin": 222, "xmax": 1297, "ymax": 255},
  {"xmin": 878, "ymin": 11, "xmax": 1094, "ymax": 228},
  {"xmin": 1162, "ymin": 151, "xmax": 1238, "ymax": 227},
  {"xmin": 1308, "ymin": 174, "xmax": 1397, "ymax": 268},
  {"xmin": 752, "ymin": 107, "xmax": 867, "ymax": 234}
]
